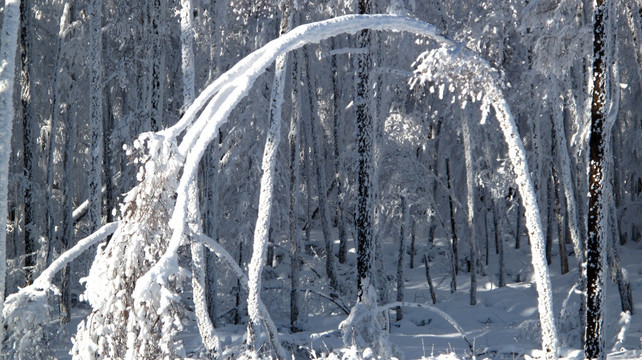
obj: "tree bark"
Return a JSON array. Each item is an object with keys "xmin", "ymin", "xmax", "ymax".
[
  {"xmin": 20, "ymin": 0, "xmax": 37, "ymax": 285},
  {"xmin": 289, "ymin": 45, "xmax": 302, "ymax": 331},
  {"xmin": 446, "ymin": 159, "xmax": 459, "ymax": 277},
  {"xmin": 356, "ymin": 0, "xmax": 374, "ymax": 298},
  {"xmin": 88, "ymin": 0, "xmax": 103, "ymax": 235},
  {"xmin": 396, "ymin": 195, "xmax": 408, "ymax": 321},
  {"xmin": 584, "ymin": 0, "xmax": 610, "ymax": 357},
  {"xmin": 462, "ymin": 111, "xmax": 477, "ymax": 305},
  {"xmin": 423, "ymin": 254, "xmax": 437, "ymax": 305},
  {"xmin": 0, "ymin": 0, "xmax": 22, "ymax": 342},
  {"xmin": 302, "ymin": 44, "xmax": 339, "ymax": 291}
]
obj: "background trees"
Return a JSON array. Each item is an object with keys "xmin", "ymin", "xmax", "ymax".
[{"xmin": 1, "ymin": 0, "xmax": 641, "ymax": 359}]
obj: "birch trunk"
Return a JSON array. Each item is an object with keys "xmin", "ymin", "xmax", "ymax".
[{"xmin": 462, "ymin": 111, "xmax": 477, "ymax": 305}]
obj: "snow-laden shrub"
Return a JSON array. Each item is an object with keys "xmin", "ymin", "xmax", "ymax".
[
  {"xmin": 72, "ymin": 133, "xmax": 187, "ymax": 359},
  {"xmin": 2, "ymin": 286, "xmax": 58, "ymax": 359},
  {"xmin": 339, "ymin": 284, "xmax": 393, "ymax": 359}
]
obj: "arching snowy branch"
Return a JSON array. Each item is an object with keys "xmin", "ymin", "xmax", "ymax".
[{"xmin": 412, "ymin": 47, "xmax": 559, "ymax": 359}]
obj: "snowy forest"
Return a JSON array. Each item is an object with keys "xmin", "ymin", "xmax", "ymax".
[{"xmin": 0, "ymin": 0, "xmax": 641, "ymax": 359}]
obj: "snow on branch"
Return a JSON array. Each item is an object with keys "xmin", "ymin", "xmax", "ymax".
[
  {"xmin": 3, "ymin": 222, "xmax": 119, "ymax": 359},
  {"xmin": 34, "ymin": 222, "xmax": 120, "ymax": 288}
]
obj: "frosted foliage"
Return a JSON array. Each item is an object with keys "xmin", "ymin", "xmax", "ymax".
[
  {"xmin": 412, "ymin": 48, "xmax": 558, "ymax": 360},
  {"xmin": 411, "ymin": 47, "xmax": 498, "ymax": 124},
  {"xmin": 72, "ymin": 133, "xmax": 186, "ymax": 360}
]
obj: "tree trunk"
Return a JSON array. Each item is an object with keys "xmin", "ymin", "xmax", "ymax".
[
  {"xmin": 546, "ymin": 177, "xmax": 554, "ymax": 265},
  {"xmin": 584, "ymin": 0, "xmax": 610, "ymax": 357},
  {"xmin": 88, "ymin": 0, "xmax": 103, "ymax": 236},
  {"xmin": 20, "ymin": 0, "xmax": 38, "ymax": 285},
  {"xmin": 331, "ymin": 38, "xmax": 348, "ymax": 265},
  {"xmin": 423, "ymin": 254, "xmax": 437, "ymax": 304},
  {"xmin": 245, "ymin": 4, "xmax": 292, "ymax": 357},
  {"xmin": 409, "ymin": 220, "xmax": 416, "ymax": 269},
  {"xmin": 396, "ymin": 195, "xmax": 408, "ymax": 321},
  {"xmin": 289, "ymin": 45, "xmax": 302, "ymax": 331},
  {"xmin": 302, "ymin": 44, "xmax": 339, "ymax": 291},
  {"xmin": 494, "ymin": 203, "xmax": 505, "ymax": 288},
  {"xmin": 356, "ymin": 0, "xmax": 374, "ymax": 298},
  {"xmin": 553, "ymin": 169, "xmax": 569, "ymax": 275},
  {"xmin": 0, "ymin": 0, "xmax": 22, "ymax": 342},
  {"xmin": 60, "ymin": 108, "xmax": 75, "ymax": 323},
  {"xmin": 149, "ymin": 0, "xmax": 166, "ymax": 131},
  {"xmin": 462, "ymin": 111, "xmax": 477, "ymax": 305},
  {"xmin": 446, "ymin": 158, "xmax": 458, "ymax": 276}
]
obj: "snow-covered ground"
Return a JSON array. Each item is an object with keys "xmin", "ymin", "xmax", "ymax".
[{"xmin": 52, "ymin": 228, "xmax": 642, "ymax": 359}]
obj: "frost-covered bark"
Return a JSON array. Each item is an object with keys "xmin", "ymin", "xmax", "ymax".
[
  {"xmin": 180, "ymin": 0, "xmax": 219, "ymax": 353},
  {"xmin": 554, "ymin": 101, "xmax": 584, "ymax": 267},
  {"xmin": 88, "ymin": 0, "xmax": 103, "ymax": 234},
  {"xmin": 180, "ymin": 0, "xmax": 195, "ymax": 107},
  {"xmin": 245, "ymin": 3, "xmax": 292, "ymax": 356},
  {"xmin": 188, "ymin": 182, "xmax": 220, "ymax": 354},
  {"xmin": 584, "ymin": 0, "xmax": 610, "ymax": 358},
  {"xmin": 462, "ymin": 111, "xmax": 477, "ymax": 305},
  {"xmin": 0, "ymin": 0, "xmax": 22, "ymax": 342}
]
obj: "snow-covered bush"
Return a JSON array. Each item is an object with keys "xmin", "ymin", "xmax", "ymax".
[
  {"xmin": 2, "ymin": 286, "xmax": 58, "ymax": 359},
  {"xmin": 72, "ymin": 133, "xmax": 186, "ymax": 359}
]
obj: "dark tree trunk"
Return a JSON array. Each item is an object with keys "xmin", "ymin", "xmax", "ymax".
[
  {"xmin": 20, "ymin": 0, "xmax": 37, "ymax": 285},
  {"xmin": 302, "ymin": 45, "xmax": 339, "ymax": 291},
  {"xmin": 585, "ymin": 0, "xmax": 610, "ymax": 357},
  {"xmin": 356, "ymin": 0, "xmax": 374, "ymax": 299},
  {"xmin": 409, "ymin": 220, "xmax": 416, "ymax": 269},
  {"xmin": 446, "ymin": 159, "xmax": 458, "ymax": 276},
  {"xmin": 331, "ymin": 38, "xmax": 348, "ymax": 265},
  {"xmin": 396, "ymin": 195, "xmax": 408, "ymax": 321},
  {"xmin": 546, "ymin": 177, "xmax": 554, "ymax": 265},
  {"xmin": 423, "ymin": 254, "xmax": 437, "ymax": 304}
]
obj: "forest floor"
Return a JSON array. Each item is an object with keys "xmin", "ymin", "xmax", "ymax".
[{"xmin": 54, "ymin": 229, "xmax": 642, "ymax": 359}]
